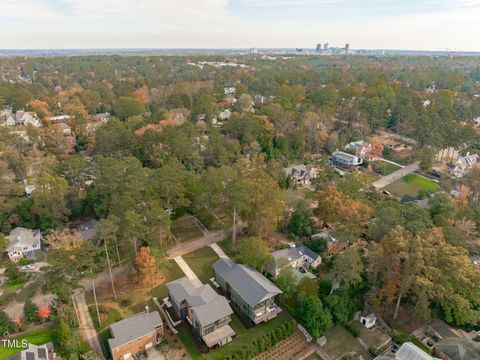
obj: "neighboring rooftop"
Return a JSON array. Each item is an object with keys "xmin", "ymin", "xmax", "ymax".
[
  {"xmin": 213, "ymin": 258, "xmax": 282, "ymax": 307},
  {"xmin": 5, "ymin": 227, "xmax": 41, "ymax": 252},
  {"xmin": 166, "ymin": 277, "xmax": 233, "ymax": 326},
  {"xmin": 396, "ymin": 342, "xmax": 440, "ymax": 360},
  {"xmin": 271, "ymin": 245, "xmax": 320, "ymax": 267},
  {"xmin": 108, "ymin": 311, "xmax": 162, "ymax": 350}
]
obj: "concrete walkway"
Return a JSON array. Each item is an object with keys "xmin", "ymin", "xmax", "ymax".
[
  {"xmin": 209, "ymin": 243, "xmax": 229, "ymax": 260},
  {"xmin": 173, "ymin": 256, "xmax": 202, "ymax": 287},
  {"xmin": 373, "ymin": 161, "xmax": 420, "ymax": 189}
]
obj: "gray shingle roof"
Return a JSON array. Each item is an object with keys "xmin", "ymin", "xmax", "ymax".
[
  {"xmin": 166, "ymin": 277, "xmax": 232, "ymax": 327},
  {"xmin": 212, "ymin": 259, "xmax": 282, "ymax": 307},
  {"xmin": 108, "ymin": 311, "xmax": 162, "ymax": 350},
  {"xmin": 6, "ymin": 227, "xmax": 41, "ymax": 252},
  {"xmin": 271, "ymin": 245, "xmax": 320, "ymax": 269}
]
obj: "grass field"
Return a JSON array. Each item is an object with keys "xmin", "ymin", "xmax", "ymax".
[
  {"xmin": 384, "ymin": 174, "xmax": 438, "ymax": 197},
  {"xmin": 373, "ymin": 161, "xmax": 400, "ymax": 176},
  {"xmin": 0, "ymin": 327, "xmax": 56, "ymax": 360},
  {"xmin": 183, "ymin": 247, "xmax": 219, "ymax": 283},
  {"xmin": 178, "ymin": 312, "xmax": 292, "ymax": 360},
  {"xmin": 171, "ymin": 215, "xmax": 205, "ymax": 242},
  {"xmin": 403, "ymin": 174, "xmax": 438, "ymax": 191},
  {"xmin": 283, "ymin": 188, "xmax": 314, "ymax": 208},
  {"xmin": 88, "ymin": 305, "xmax": 122, "ymax": 331},
  {"xmin": 350, "ymin": 321, "xmax": 391, "ymax": 350},
  {"xmin": 149, "ymin": 260, "xmax": 184, "ymax": 300},
  {"xmin": 322, "ymin": 325, "xmax": 372, "ymax": 360}
]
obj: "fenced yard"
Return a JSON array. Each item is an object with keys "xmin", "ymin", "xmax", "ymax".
[
  {"xmin": 322, "ymin": 325, "xmax": 372, "ymax": 360},
  {"xmin": 171, "ymin": 215, "xmax": 206, "ymax": 242}
]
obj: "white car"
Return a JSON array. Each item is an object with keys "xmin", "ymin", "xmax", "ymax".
[{"xmin": 21, "ymin": 264, "xmax": 34, "ymax": 271}]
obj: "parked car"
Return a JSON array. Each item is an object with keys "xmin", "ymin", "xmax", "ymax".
[{"xmin": 21, "ymin": 264, "xmax": 34, "ymax": 271}]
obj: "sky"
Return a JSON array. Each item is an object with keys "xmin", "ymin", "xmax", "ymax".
[{"xmin": 1, "ymin": 0, "xmax": 480, "ymax": 50}]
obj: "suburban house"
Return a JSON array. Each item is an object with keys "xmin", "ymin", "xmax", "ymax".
[
  {"xmin": 108, "ymin": 311, "xmax": 164, "ymax": 360},
  {"xmin": 91, "ymin": 112, "xmax": 111, "ymax": 122},
  {"xmin": 224, "ymin": 86, "xmax": 236, "ymax": 95},
  {"xmin": 391, "ymin": 342, "xmax": 440, "ymax": 360},
  {"xmin": 5, "ymin": 227, "xmax": 42, "ymax": 262},
  {"xmin": 1, "ymin": 110, "xmax": 41, "ymax": 127},
  {"xmin": 77, "ymin": 219, "xmax": 100, "ymax": 242},
  {"xmin": 399, "ymin": 195, "xmax": 430, "ymax": 209},
  {"xmin": 212, "ymin": 258, "xmax": 282, "ymax": 326},
  {"xmin": 166, "ymin": 277, "xmax": 235, "ymax": 349},
  {"xmin": 284, "ymin": 165, "xmax": 318, "ymax": 186},
  {"xmin": 345, "ymin": 140, "xmax": 373, "ymax": 159},
  {"xmin": 269, "ymin": 245, "xmax": 321, "ymax": 277},
  {"xmin": 9, "ymin": 342, "xmax": 56, "ymax": 360},
  {"xmin": 52, "ymin": 122, "xmax": 71, "ymax": 135},
  {"xmin": 331, "ymin": 151, "xmax": 363, "ymax": 170},
  {"xmin": 311, "ymin": 230, "xmax": 348, "ymax": 255},
  {"xmin": 49, "ymin": 115, "xmax": 72, "ymax": 123},
  {"xmin": 425, "ymin": 320, "xmax": 480, "ymax": 360},
  {"xmin": 448, "ymin": 152, "xmax": 478, "ymax": 178}
]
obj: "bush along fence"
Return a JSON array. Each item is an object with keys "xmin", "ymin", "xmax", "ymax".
[{"xmin": 223, "ymin": 320, "xmax": 297, "ymax": 360}]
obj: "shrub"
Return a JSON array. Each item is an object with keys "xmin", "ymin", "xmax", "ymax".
[
  {"xmin": 368, "ymin": 346, "xmax": 380, "ymax": 356},
  {"xmin": 344, "ymin": 323, "xmax": 359, "ymax": 337},
  {"xmin": 392, "ymin": 331, "xmax": 408, "ymax": 344}
]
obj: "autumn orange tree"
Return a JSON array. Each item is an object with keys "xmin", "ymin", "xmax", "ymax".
[
  {"xmin": 135, "ymin": 247, "xmax": 158, "ymax": 287},
  {"xmin": 37, "ymin": 306, "xmax": 52, "ymax": 320}
]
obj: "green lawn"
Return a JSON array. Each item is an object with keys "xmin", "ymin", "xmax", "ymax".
[
  {"xmin": 171, "ymin": 215, "xmax": 205, "ymax": 242},
  {"xmin": 0, "ymin": 327, "xmax": 56, "ymax": 360},
  {"xmin": 384, "ymin": 174, "xmax": 438, "ymax": 198},
  {"xmin": 283, "ymin": 188, "xmax": 314, "ymax": 208},
  {"xmin": 183, "ymin": 247, "xmax": 219, "ymax": 283},
  {"xmin": 88, "ymin": 305, "xmax": 122, "ymax": 332},
  {"xmin": 0, "ymin": 282, "xmax": 25, "ymax": 306},
  {"xmin": 403, "ymin": 174, "xmax": 438, "ymax": 191},
  {"xmin": 178, "ymin": 312, "xmax": 292, "ymax": 360},
  {"xmin": 322, "ymin": 325, "xmax": 372, "ymax": 360},
  {"xmin": 149, "ymin": 260, "xmax": 184, "ymax": 300},
  {"xmin": 373, "ymin": 161, "xmax": 400, "ymax": 176},
  {"xmin": 349, "ymin": 321, "xmax": 391, "ymax": 350}
]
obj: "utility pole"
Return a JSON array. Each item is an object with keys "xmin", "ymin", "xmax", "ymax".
[
  {"xmin": 232, "ymin": 207, "xmax": 237, "ymax": 250},
  {"xmin": 91, "ymin": 269, "xmax": 101, "ymax": 326},
  {"xmin": 104, "ymin": 240, "xmax": 117, "ymax": 299}
]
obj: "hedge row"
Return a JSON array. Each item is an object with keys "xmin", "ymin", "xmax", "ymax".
[{"xmin": 223, "ymin": 319, "xmax": 297, "ymax": 360}]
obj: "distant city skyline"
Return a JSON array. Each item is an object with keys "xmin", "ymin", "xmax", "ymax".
[{"xmin": 1, "ymin": 0, "xmax": 480, "ymax": 51}]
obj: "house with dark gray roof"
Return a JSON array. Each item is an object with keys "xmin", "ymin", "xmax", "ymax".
[
  {"xmin": 8, "ymin": 342, "xmax": 55, "ymax": 360},
  {"xmin": 212, "ymin": 258, "xmax": 282, "ymax": 326},
  {"xmin": 166, "ymin": 277, "xmax": 235, "ymax": 349},
  {"xmin": 108, "ymin": 311, "xmax": 163, "ymax": 360},
  {"xmin": 268, "ymin": 244, "xmax": 321, "ymax": 277}
]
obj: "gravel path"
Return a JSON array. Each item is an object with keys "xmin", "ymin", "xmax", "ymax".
[{"xmin": 72, "ymin": 289, "xmax": 105, "ymax": 359}]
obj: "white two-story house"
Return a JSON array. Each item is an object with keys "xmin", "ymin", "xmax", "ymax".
[{"xmin": 5, "ymin": 227, "xmax": 42, "ymax": 262}]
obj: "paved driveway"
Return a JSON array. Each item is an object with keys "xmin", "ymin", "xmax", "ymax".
[{"xmin": 372, "ymin": 161, "xmax": 420, "ymax": 189}]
